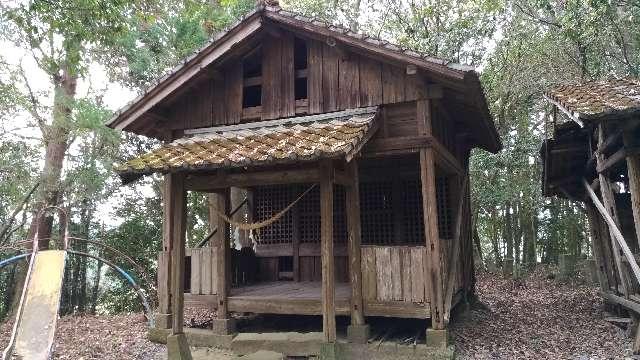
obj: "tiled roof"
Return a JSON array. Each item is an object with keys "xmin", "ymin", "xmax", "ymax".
[
  {"xmin": 545, "ymin": 78, "xmax": 640, "ymax": 121},
  {"xmin": 115, "ymin": 107, "xmax": 379, "ymax": 183}
]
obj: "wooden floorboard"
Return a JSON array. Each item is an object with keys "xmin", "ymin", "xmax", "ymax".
[{"xmin": 184, "ymin": 281, "xmax": 429, "ymax": 318}]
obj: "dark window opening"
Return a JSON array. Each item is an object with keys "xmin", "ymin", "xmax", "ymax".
[
  {"xmin": 294, "ymin": 38, "xmax": 308, "ymax": 70},
  {"xmin": 294, "ymin": 37, "xmax": 308, "ymax": 102},
  {"xmin": 243, "ymin": 85, "xmax": 262, "ymax": 108},
  {"xmin": 295, "ymin": 77, "xmax": 307, "ymax": 100},
  {"xmin": 242, "ymin": 48, "xmax": 262, "ymax": 108}
]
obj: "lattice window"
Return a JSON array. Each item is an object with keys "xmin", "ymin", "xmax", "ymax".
[
  {"xmin": 254, "ymin": 184, "xmax": 347, "ymax": 245},
  {"xmin": 253, "ymin": 185, "xmax": 294, "ymax": 245},
  {"xmin": 436, "ymin": 177, "xmax": 454, "ymax": 239},
  {"xmin": 401, "ymin": 179, "xmax": 425, "ymax": 245},
  {"xmin": 333, "ymin": 185, "xmax": 347, "ymax": 244},
  {"xmin": 360, "ymin": 181, "xmax": 394, "ymax": 245},
  {"xmin": 298, "ymin": 184, "xmax": 320, "ymax": 244}
]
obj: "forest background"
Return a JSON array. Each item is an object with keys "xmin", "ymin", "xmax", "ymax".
[{"xmin": 0, "ymin": 0, "xmax": 638, "ymax": 317}]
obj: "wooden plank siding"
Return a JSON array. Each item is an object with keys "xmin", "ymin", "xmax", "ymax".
[
  {"xmin": 165, "ymin": 35, "xmax": 426, "ymax": 133},
  {"xmin": 361, "ymin": 246, "xmax": 428, "ymax": 304},
  {"xmin": 186, "ymin": 247, "xmax": 217, "ymax": 296}
]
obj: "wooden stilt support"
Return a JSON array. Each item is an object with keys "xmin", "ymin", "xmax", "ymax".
[{"xmin": 320, "ymin": 159, "xmax": 336, "ymax": 343}]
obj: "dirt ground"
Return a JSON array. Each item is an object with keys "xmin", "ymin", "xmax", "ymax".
[
  {"xmin": 0, "ymin": 266, "xmax": 634, "ymax": 359},
  {"xmin": 452, "ymin": 266, "xmax": 634, "ymax": 359}
]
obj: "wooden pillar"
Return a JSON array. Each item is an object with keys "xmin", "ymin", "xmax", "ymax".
[
  {"xmin": 597, "ymin": 124, "xmax": 632, "ymax": 297},
  {"xmin": 418, "ymin": 99, "xmax": 445, "ymax": 330},
  {"xmin": 623, "ymin": 131, "xmax": 640, "ymax": 251},
  {"xmin": 320, "ymin": 159, "xmax": 336, "ymax": 343},
  {"xmin": 157, "ymin": 175, "xmax": 175, "ymax": 329},
  {"xmin": 215, "ymin": 189, "xmax": 230, "ymax": 317},
  {"xmin": 167, "ymin": 173, "xmax": 187, "ymax": 335},
  {"xmin": 346, "ymin": 160, "xmax": 365, "ymax": 326}
]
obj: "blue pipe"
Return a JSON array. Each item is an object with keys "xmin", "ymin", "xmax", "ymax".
[{"xmin": 0, "ymin": 253, "xmax": 30, "ymax": 268}]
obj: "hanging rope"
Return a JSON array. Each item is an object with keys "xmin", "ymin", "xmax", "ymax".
[{"xmin": 215, "ymin": 184, "xmax": 317, "ymax": 235}]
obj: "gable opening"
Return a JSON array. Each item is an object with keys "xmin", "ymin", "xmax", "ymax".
[
  {"xmin": 242, "ymin": 48, "xmax": 262, "ymax": 109},
  {"xmin": 294, "ymin": 37, "xmax": 308, "ymax": 101}
]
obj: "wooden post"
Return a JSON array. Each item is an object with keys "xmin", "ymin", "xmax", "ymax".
[
  {"xmin": 215, "ymin": 189, "xmax": 230, "ymax": 317},
  {"xmin": 320, "ymin": 159, "xmax": 336, "ymax": 343},
  {"xmin": 596, "ymin": 124, "xmax": 633, "ymax": 297},
  {"xmin": 623, "ymin": 131, "xmax": 640, "ymax": 250},
  {"xmin": 417, "ymin": 99, "xmax": 445, "ymax": 330},
  {"xmin": 346, "ymin": 160, "xmax": 365, "ymax": 326},
  {"xmin": 168, "ymin": 173, "xmax": 187, "ymax": 335},
  {"xmin": 157, "ymin": 175, "xmax": 174, "ymax": 329}
]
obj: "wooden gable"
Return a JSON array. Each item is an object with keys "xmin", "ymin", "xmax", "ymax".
[
  {"xmin": 107, "ymin": 5, "xmax": 501, "ymax": 153},
  {"xmin": 161, "ymin": 29, "xmax": 426, "ymax": 134}
]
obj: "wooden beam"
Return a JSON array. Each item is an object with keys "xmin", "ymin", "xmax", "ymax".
[
  {"xmin": 186, "ymin": 168, "xmax": 320, "ymax": 191},
  {"xmin": 584, "ymin": 177, "xmax": 640, "ymax": 285},
  {"xmin": 214, "ymin": 189, "xmax": 230, "ymax": 319},
  {"xmin": 597, "ymin": 147, "xmax": 627, "ymax": 173},
  {"xmin": 346, "ymin": 160, "xmax": 365, "ymax": 326},
  {"xmin": 624, "ymin": 131, "xmax": 640, "ymax": 251},
  {"xmin": 158, "ymin": 176, "xmax": 174, "ymax": 324},
  {"xmin": 168, "ymin": 173, "xmax": 187, "ymax": 334},
  {"xmin": 319, "ymin": 159, "xmax": 336, "ymax": 342},
  {"xmin": 600, "ymin": 291, "xmax": 640, "ymax": 314}
]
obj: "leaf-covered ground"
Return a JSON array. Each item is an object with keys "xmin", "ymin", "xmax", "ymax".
[
  {"xmin": 0, "ymin": 267, "xmax": 633, "ymax": 359},
  {"xmin": 452, "ymin": 266, "xmax": 634, "ymax": 359}
]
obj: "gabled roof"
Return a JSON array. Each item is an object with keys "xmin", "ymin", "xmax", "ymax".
[
  {"xmin": 106, "ymin": 3, "xmax": 501, "ymax": 153},
  {"xmin": 115, "ymin": 107, "xmax": 379, "ymax": 183},
  {"xmin": 545, "ymin": 78, "xmax": 640, "ymax": 123}
]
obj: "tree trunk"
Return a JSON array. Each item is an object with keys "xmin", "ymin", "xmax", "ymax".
[{"xmin": 12, "ymin": 51, "xmax": 78, "ymax": 314}]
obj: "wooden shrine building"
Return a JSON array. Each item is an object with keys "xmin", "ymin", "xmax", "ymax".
[
  {"xmin": 109, "ymin": 3, "xmax": 501, "ymax": 358},
  {"xmin": 542, "ymin": 78, "xmax": 640, "ymax": 351}
]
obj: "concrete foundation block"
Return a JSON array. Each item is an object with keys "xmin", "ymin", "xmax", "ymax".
[
  {"xmin": 155, "ymin": 313, "xmax": 172, "ymax": 329},
  {"xmin": 167, "ymin": 333, "xmax": 193, "ymax": 360},
  {"xmin": 212, "ymin": 318, "xmax": 236, "ymax": 335},
  {"xmin": 559, "ymin": 254, "xmax": 577, "ymax": 280},
  {"xmin": 320, "ymin": 342, "xmax": 345, "ymax": 360},
  {"xmin": 347, "ymin": 324, "xmax": 370, "ymax": 344},
  {"xmin": 425, "ymin": 328, "xmax": 448, "ymax": 349},
  {"xmin": 148, "ymin": 327, "xmax": 233, "ymax": 349}
]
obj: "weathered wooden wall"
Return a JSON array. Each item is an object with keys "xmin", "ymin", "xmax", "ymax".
[
  {"xmin": 166, "ymin": 33, "xmax": 423, "ymax": 130},
  {"xmin": 361, "ymin": 246, "xmax": 430, "ymax": 303},
  {"xmin": 185, "ymin": 247, "xmax": 218, "ymax": 295}
]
